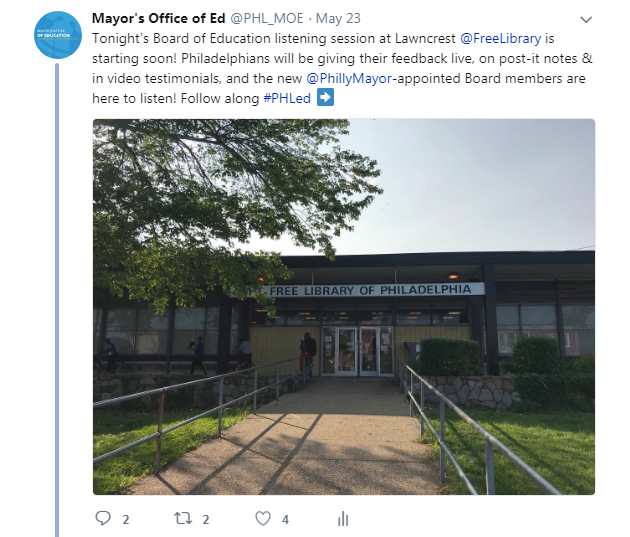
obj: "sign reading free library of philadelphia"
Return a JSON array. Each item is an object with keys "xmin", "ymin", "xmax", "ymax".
[{"xmin": 248, "ymin": 283, "xmax": 485, "ymax": 298}]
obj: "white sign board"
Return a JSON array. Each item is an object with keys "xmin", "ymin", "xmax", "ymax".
[{"xmin": 246, "ymin": 282, "xmax": 485, "ymax": 298}]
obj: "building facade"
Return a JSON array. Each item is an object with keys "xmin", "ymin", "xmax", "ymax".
[{"xmin": 93, "ymin": 251, "xmax": 595, "ymax": 375}]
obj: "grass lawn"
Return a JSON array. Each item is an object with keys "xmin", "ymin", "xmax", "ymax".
[
  {"xmin": 93, "ymin": 407, "xmax": 250, "ymax": 494},
  {"xmin": 420, "ymin": 408, "xmax": 594, "ymax": 495}
]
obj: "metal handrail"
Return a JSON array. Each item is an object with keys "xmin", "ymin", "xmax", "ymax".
[
  {"xmin": 93, "ymin": 356, "xmax": 310, "ymax": 473},
  {"xmin": 395, "ymin": 356, "xmax": 562, "ymax": 495}
]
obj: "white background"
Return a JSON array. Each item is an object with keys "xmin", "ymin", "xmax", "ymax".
[{"xmin": 3, "ymin": 1, "xmax": 629, "ymax": 536}]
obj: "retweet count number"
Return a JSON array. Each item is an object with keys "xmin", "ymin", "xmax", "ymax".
[
  {"xmin": 283, "ymin": 516, "xmax": 289, "ymax": 524},
  {"xmin": 204, "ymin": 515, "xmax": 209, "ymax": 524},
  {"xmin": 123, "ymin": 515, "xmax": 129, "ymax": 524}
]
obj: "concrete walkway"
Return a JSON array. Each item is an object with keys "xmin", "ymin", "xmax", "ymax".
[{"xmin": 130, "ymin": 378, "xmax": 442, "ymax": 495}]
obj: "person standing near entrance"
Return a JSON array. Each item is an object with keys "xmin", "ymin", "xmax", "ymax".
[
  {"xmin": 189, "ymin": 336, "xmax": 207, "ymax": 375},
  {"xmin": 300, "ymin": 333, "xmax": 317, "ymax": 377},
  {"xmin": 104, "ymin": 338, "xmax": 119, "ymax": 373}
]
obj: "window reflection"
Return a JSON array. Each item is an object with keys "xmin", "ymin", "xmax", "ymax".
[
  {"xmin": 173, "ymin": 307, "xmax": 219, "ymax": 355},
  {"xmin": 563, "ymin": 305, "xmax": 595, "ymax": 356}
]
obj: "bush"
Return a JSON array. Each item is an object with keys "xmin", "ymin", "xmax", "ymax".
[
  {"xmin": 511, "ymin": 336, "xmax": 563, "ymax": 374},
  {"xmin": 414, "ymin": 338, "xmax": 481, "ymax": 376},
  {"xmin": 498, "ymin": 356, "xmax": 515, "ymax": 375},
  {"xmin": 514, "ymin": 373, "xmax": 595, "ymax": 411},
  {"xmin": 572, "ymin": 353, "xmax": 595, "ymax": 374}
]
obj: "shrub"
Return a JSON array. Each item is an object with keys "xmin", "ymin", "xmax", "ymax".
[
  {"xmin": 499, "ymin": 356, "xmax": 515, "ymax": 375},
  {"xmin": 514, "ymin": 373, "xmax": 595, "ymax": 411},
  {"xmin": 414, "ymin": 338, "xmax": 481, "ymax": 376},
  {"xmin": 511, "ymin": 336, "xmax": 563, "ymax": 374},
  {"xmin": 572, "ymin": 353, "xmax": 595, "ymax": 374}
]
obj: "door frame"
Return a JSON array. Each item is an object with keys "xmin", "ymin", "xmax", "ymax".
[
  {"xmin": 359, "ymin": 327, "xmax": 379, "ymax": 376},
  {"xmin": 321, "ymin": 326, "xmax": 395, "ymax": 377},
  {"xmin": 377, "ymin": 326, "xmax": 395, "ymax": 377},
  {"xmin": 335, "ymin": 327, "xmax": 358, "ymax": 376}
]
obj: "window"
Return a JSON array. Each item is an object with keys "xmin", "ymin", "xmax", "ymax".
[
  {"xmin": 136, "ymin": 309, "xmax": 170, "ymax": 354},
  {"xmin": 562, "ymin": 305, "xmax": 595, "ymax": 356},
  {"xmin": 521, "ymin": 305, "xmax": 558, "ymax": 340},
  {"xmin": 285, "ymin": 307, "xmax": 320, "ymax": 326},
  {"xmin": 105, "ymin": 309, "xmax": 137, "ymax": 354},
  {"xmin": 173, "ymin": 307, "xmax": 220, "ymax": 356},
  {"xmin": 205, "ymin": 306, "xmax": 220, "ymax": 355},
  {"xmin": 395, "ymin": 308, "xmax": 431, "ymax": 326},
  {"xmin": 93, "ymin": 308, "xmax": 103, "ymax": 354},
  {"xmin": 251, "ymin": 308, "xmax": 285, "ymax": 326},
  {"xmin": 357, "ymin": 305, "xmax": 393, "ymax": 325},
  {"xmin": 497, "ymin": 305, "xmax": 559, "ymax": 355},
  {"xmin": 322, "ymin": 307, "xmax": 357, "ymax": 325},
  {"xmin": 230, "ymin": 304, "xmax": 241, "ymax": 355},
  {"xmin": 396, "ymin": 304, "xmax": 468, "ymax": 326},
  {"xmin": 499, "ymin": 331, "xmax": 517, "ymax": 352},
  {"xmin": 174, "ymin": 308, "xmax": 204, "ymax": 355},
  {"xmin": 105, "ymin": 307, "xmax": 170, "ymax": 355},
  {"xmin": 497, "ymin": 305, "xmax": 519, "ymax": 355},
  {"xmin": 432, "ymin": 307, "xmax": 469, "ymax": 325}
]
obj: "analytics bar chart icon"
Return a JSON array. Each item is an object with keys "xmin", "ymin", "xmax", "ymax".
[{"xmin": 338, "ymin": 511, "xmax": 349, "ymax": 527}]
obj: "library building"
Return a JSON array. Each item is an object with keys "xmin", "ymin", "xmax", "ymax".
[{"xmin": 93, "ymin": 250, "xmax": 595, "ymax": 376}]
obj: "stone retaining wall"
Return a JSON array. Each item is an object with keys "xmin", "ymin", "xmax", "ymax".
[
  {"xmin": 94, "ymin": 373, "xmax": 519, "ymax": 411},
  {"xmin": 94, "ymin": 371, "xmax": 292, "ymax": 407},
  {"xmin": 417, "ymin": 376, "xmax": 521, "ymax": 410}
]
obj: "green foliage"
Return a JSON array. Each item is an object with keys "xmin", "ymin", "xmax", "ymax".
[
  {"xmin": 93, "ymin": 407, "xmax": 249, "ymax": 494},
  {"xmin": 511, "ymin": 336, "xmax": 563, "ymax": 374},
  {"xmin": 162, "ymin": 373, "xmax": 196, "ymax": 410},
  {"xmin": 414, "ymin": 338, "xmax": 481, "ymax": 376},
  {"xmin": 118, "ymin": 374, "xmax": 144, "ymax": 411},
  {"xmin": 571, "ymin": 353, "xmax": 595, "ymax": 374},
  {"xmin": 420, "ymin": 408, "xmax": 594, "ymax": 495},
  {"xmin": 498, "ymin": 356, "xmax": 515, "ymax": 375},
  {"xmin": 514, "ymin": 373, "xmax": 595, "ymax": 411},
  {"xmin": 93, "ymin": 119, "xmax": 382, "ymax": 313}
]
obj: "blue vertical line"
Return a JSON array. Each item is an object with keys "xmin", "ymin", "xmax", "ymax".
[{"xmin": 55, "ymin": 62, "xmax": 60, "ymax": 537}]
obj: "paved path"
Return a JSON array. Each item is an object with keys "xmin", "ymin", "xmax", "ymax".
[{"xmin": 130, "ymin": 378, "xmax": 442, "ymax": 495}]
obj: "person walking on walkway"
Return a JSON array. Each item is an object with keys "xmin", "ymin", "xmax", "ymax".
[
  {"xmin": 104, "ymin": 338, "xmax": 119, "ymax": 373},
  {"xmin": 189, "ymin": 336, "xmax": 207, "ymax": 375}
]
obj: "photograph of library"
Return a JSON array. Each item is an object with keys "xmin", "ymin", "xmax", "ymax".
[{"xmin": 93, "ymin": 249, "xmax": 595, "ymax": 376}]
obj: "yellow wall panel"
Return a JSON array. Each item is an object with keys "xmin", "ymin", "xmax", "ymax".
[
  {"xmin": 250, "ymin": 327, "xmax": 320, "ymax": 376},
  {"xmin": 251, "ymin": 325, "xmax": 470, "ymax": 377},
  {"xmin": 395, "ymin": 325, "xmax": 470, "ymax": 364}
]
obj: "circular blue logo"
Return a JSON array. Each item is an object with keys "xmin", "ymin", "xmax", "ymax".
[{"xmin": 34, "ymin": 11, "xmax": 82, "ymax": 59}]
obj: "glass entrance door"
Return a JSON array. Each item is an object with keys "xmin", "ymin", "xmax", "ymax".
[
  {"xmin": 378, "ymin": 327, "xmax": 394, "ymax": 376},
  {"xmin": 359, "ymin": 327, "xmax": 378, "ymax": 376},
  {"xmin": 321, "ymin": 326, "xmax": 392, "ymax": 377},
  {"xmin": 322, "ymin": 327, "xmax": 336, "ymax": 375},
  {"xmin": 337, "ymin": 328, "xmax": 357, "ymax": 376}
]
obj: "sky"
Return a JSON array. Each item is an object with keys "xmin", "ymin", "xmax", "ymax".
[{"xmin": 244, "ymin": 119, "xmax": 595, "ymax": 256}]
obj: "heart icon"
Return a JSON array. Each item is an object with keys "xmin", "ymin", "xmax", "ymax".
[{"xmin": 255, "ymin": 511, "xmax": 271, "ymax": 526}]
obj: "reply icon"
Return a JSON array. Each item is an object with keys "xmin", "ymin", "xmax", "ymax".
[{"xmin": 95, "ymin": 511, "xmax": 111, "ymax": 526}]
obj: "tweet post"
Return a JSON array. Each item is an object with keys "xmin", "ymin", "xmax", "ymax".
[{"xmin": 7, "ymin": 1, "xmax": 628, "ymax": 536}]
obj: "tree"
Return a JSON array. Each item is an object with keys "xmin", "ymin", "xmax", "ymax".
[{"xmin": 93, "ymin": 119, "xmax": 382, "ymax": 313}]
